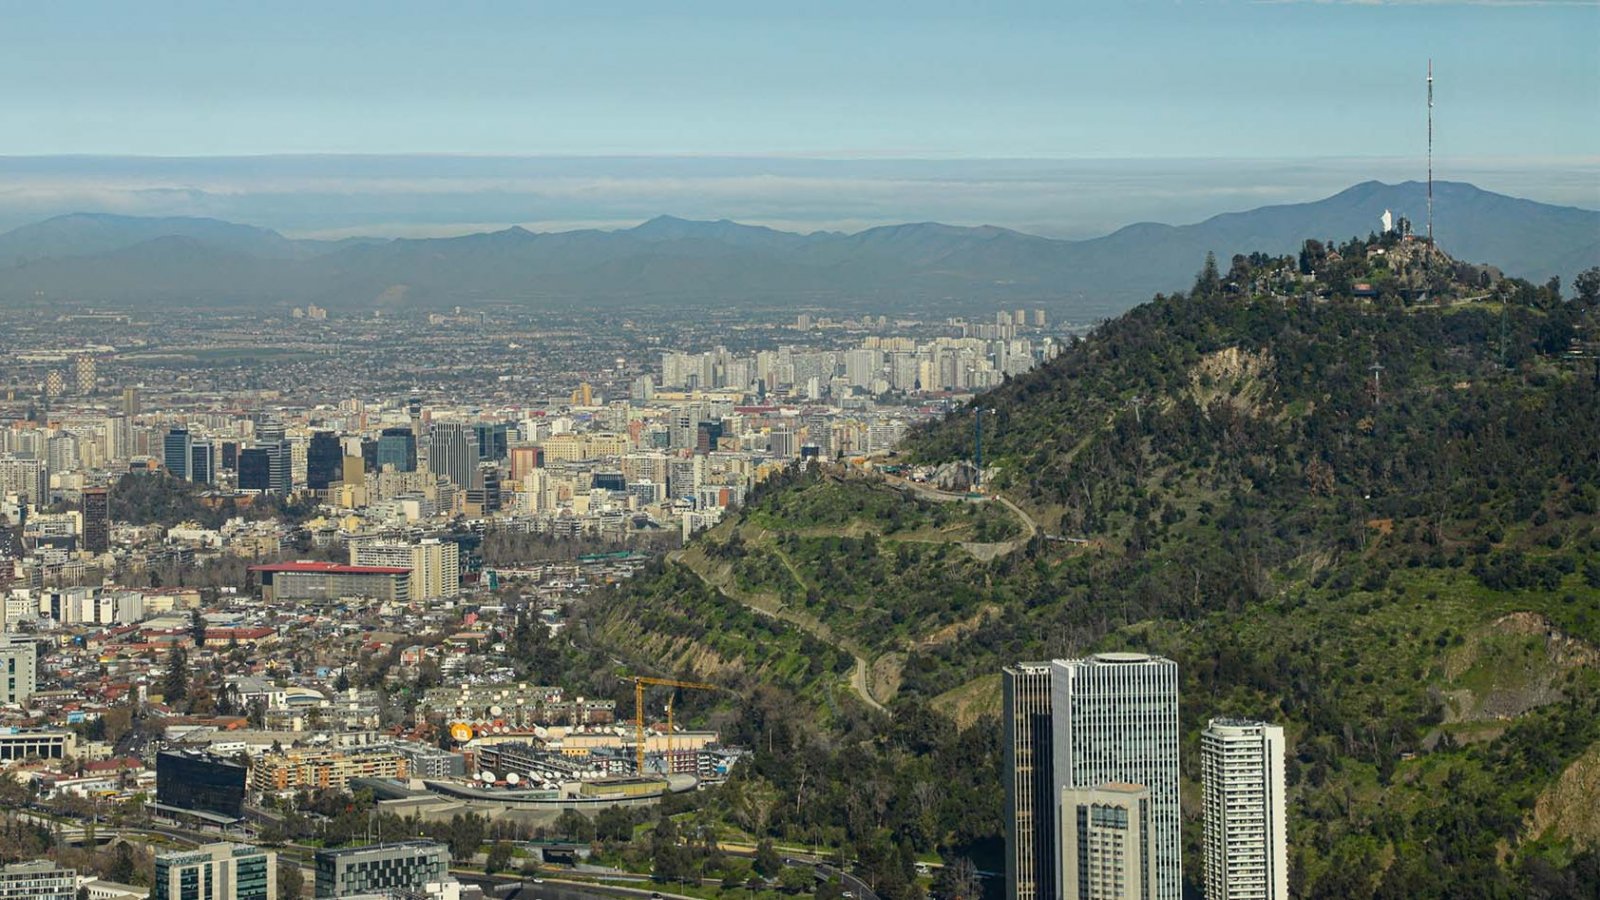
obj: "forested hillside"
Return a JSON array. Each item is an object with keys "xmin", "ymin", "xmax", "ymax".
[{"xmin": 591, "ymin": 242, "xmax": 1600, "ymax": 898}]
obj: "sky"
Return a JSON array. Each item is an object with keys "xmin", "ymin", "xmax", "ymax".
[{"xmin": 0, "ymin": 0, "xmax": 1595, "ymax": 234}]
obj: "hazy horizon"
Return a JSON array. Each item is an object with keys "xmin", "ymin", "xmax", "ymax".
[{"xmin": 2, "ymin": 153, "xmax": 1595, "ymax": 241}]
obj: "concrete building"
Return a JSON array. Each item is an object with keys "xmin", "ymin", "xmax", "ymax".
[
  {"xmin": 1051, "ymin": 654, "xmax": 1181, "ymax": 900},
  {"xmin": 250, "ymin": 561, "xmax": 411, "ymax": 603},
  {"xmin": 0, "ymin": 860, "xmax": 77, "ymax": 900},
  {"xmin": 82, "ymin": 486, "xmax": 110, "ymax": 553},
  {"xmin": 1202, "ymin": 719, "xmax": 1288, "ymax": 900},
  {"xmin": 0, "ymin": 635, "xmax": 37, "ymax": 705},
  {"xmin": 1003, "ymin": 662, "xmax": 1056, "ymax": 900},
  {"xmin": 0, "ymin": 728, "xmax": 74, "ymax": 761},
  {"xmin": 251, "ymin": 748, "xmax": 410, "ymax": 792},
  {"xmin": 313, "ymin": 841, "xmax": 450, "ymax": 898},
  {"xmin": 349, "ymin": 538, "xmax": 459, "ymax": 600},
  {"xmin": 1061, "ymin": 783, "xmax": 1157, "ymax": 900},
  {"xmin": 153, "ymin": 843, "xmax": 275, "ymax": 900}
]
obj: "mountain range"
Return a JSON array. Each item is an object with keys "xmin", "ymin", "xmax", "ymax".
[{"xmin": 0, "ymin": 180, "xmax": 1593, "ymax": 316}]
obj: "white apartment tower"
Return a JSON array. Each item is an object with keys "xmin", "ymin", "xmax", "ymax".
[
  {"xmin": 1202, "ymin": 719, "xmax": 1288, "ymax": 900},
  {"xmin": 1051, "ymin": 653, "xmax": 1181, "ymax": 900}
]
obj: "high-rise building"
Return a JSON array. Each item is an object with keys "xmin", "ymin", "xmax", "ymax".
[
  {"xmin": 81, "ymin": 486, "xmax": 109, "ymax": 553},
  {"xmin": 1061, "ymin": 783, "xmax": 1157, "ymax": 900},
  {"xmin": 0, "ymin": 637, "xmax": 38, "ymax": 706},
  {"xmin": 350, "ymin": 538, "xmax": 459, "ymax": 601},
  {"xmin": 164, "ymin": 429, "xmax": 193, "ymax": 480},
  {"xmin": 1051, "ymin": 653, "xmax": 1181, "ymax": 900},
  {"xmin": 1202, "ymin": 719, "xmax": 1288, "ymax": 900},
  {"xmin": 238, "ymin": 448, "xmax": 272, "ymax": 493},
  {"xmin": 1004, "ymin": 663, "xmax": 1057, "ymax": 900},
  {"xmin": 474, "ymin": 421, "xmax": 513, "ymax": 461},
  {"xmin": 376, "ymin": 427, "xmax": 418, "ymax": 472},
  {"xmin": 72, "ymin": 355, "xmax": 96, "ymax": 394},
  {"xmin": 0, "ymin": 860, "xmax": 77, "ymax": 900},
  {"xmin": 153, "ymin": 842, "xmax": 275, "ymax": 900},
  {"xmin": 0, "ymin": 456, "xmax": 48, "ymax": 507},
  {"xmin": 191, "ymin": 442, "xmax": 214, "ymax": 485},
  {"xmin": 306, "ymin": 430, "xmax": 342, "ymax": 490},
  {"xmin": 429, "ymin": 421, "xmax": 479, "ymax": 490},
  {"xmin": 122, "ymin": 386, "xmax": 140, "ymax": 417},
  {"xmin": 255, "ymin": 420, "xmax": 291, "ymax": 494},
  {"xmin": 313, "ymin": 841, "xmax": 450, "ymax": 899}
]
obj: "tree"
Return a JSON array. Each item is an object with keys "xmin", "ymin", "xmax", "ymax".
[
  {"xmin": 754, "ymin": 838, "xmax": 782, "ymax": 879},
  {"xmin": 163, "ymin": 646, "xmax": 189, "ymax": 706},
  {"xmin": 485, "ymin": 841, "xmax": 514, "ymax": 874},
  {"xmin": 190, "ymin": 608, "xmax": 207, "ymax": 647},
  {"xmin": 277, "ymin": 861, "xmax": 304, "ymax": 900},
  {"xmin": 932, "ymin": 858, "xmax": 981, "ymax": 900},
  {"xmin": 1575, "ymin": 266, "xmax": 1600, "ymax": 305}
]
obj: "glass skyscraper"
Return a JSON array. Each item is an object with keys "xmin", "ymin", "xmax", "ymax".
[{"xmin": 1050, "ymin": 653, "xmax": 1181, "ymax": 900}]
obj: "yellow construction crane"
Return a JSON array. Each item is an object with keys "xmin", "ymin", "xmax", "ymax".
[{"xmin": 628, "ymin": 676, "xmax": 718, "ymax": 777}]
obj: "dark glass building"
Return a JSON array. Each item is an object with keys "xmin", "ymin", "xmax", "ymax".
[
  {"xmin": 376, "ymin": 427, "xmax": 417, "ymax": 473},
  {"xmin": 238, "ymin": 448, "xmax": 272, "ymax": 493},
  {"xmin": 163, "ymin": 429, "xmax": 192, "ymax": 480},
  {"xmin": 156, "ymin": 750, "xmax": 247, "ymax": 819},
  {"xmin": 81, "ymin": 487, "xmax": 109, "ymax": 553},
  {"xmin": 306, "ymin": 430, "xmax": 342, "ymax": 490}
]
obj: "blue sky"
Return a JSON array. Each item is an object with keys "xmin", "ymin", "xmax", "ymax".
[{"xmin": 3, "ymin": 0, "xmax": 1596, "ymax": 158}]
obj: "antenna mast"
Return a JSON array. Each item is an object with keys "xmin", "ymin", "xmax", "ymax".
[{"xmin": 1427, "ymin": 60, "xmax": 1434, "ymax": 248}]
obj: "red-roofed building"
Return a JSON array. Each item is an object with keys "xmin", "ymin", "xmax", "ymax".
[{"xmin": 249, "ymin": 561, "xmax": 411, "ymax": 602}]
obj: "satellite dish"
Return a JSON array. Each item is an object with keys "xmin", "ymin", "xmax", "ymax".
[
  {"xmin": 506, "ymin": 772, "xmax": 521, "ymax": 785},
  {"xmin": 479, "ymin": 771, "xmax": 495, "ymax": 783},
  {"xmin": 450, "ymin": 723, "xmax": 474, "ymax": 743},
  {"xmin": 490, "ymin": 705, "xmax": 503, "ymax": 717}
]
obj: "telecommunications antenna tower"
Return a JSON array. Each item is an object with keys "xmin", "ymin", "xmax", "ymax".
[{"xmin": 1427, "ymin": 60, "xmax": 1434, "ymax": 247}]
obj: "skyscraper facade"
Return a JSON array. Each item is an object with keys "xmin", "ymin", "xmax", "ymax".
[
  {"xmin": 164, "ymin": 429, "xmax": 192, "ymax": 480},
  {"xmin": 1202, "ymin": 719, "xmax": 1288, "ymax": 900},
  {"xmin": 1061, "ymin": 783, "xmax": 1157, "ymax": 900},
  {"xmin": 1003, "ymin": 662, "xmax": 1056, "ymax": 900},
  {"xmin": 1051, "ymin": 654, "xmax": 1181, "ymax": 900},
  {"xmin": 429, "ymin": 421, "xmax": 479, "ymax": 491},
  {"xmin": 376, "ymin": 427, "xmax": 418, "ymax": 472},
  {"xmin": 190, "ymin": 442, "xmax": 214, "ymax": 485},
  {"xmin": 306, "ymin": 430, "xmax": 342, "ymax": 490},
  {"xmin": 81, "ymin": 487, "xmax": 109, "ymax": 553}
]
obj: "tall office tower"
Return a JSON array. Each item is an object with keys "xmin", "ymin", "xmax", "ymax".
[
  {"xmin": 470, "ymin": 461, "xmax": 502, "ymax": 512},
  {"xmin": 314, "ymin": 842, "xmax": 450, "ymax": 899},
  {"xmin": 81, "ymin": 487, "xmax": 109, "ymax": 553},
  {"xmin": 429, "ymin": 421, "xmax": 479, "ymax": 490},
  {"xmin": 1004, "ymin": 663, "xmax": 1057, "ymax": 900},
  {"xmin": 163, "ymin": 429, "xmax": 193, "ymax": 480},
  {"xmin": 1061, "ymin": 783, "xmax": 1158, "ymax": 900},
  {"xmin": 256, "ymin": 421, "xmax": 290, "ymax": 495},
  {"xmin": 0, "ymin": 636, "xmax": 37, "ymax": 705},
  {"xmin": 0, "ymin": 456, "xmax": 48, "ymax": 507},
  {"xmin": 237, "ymin": 448, "xmax": 271, "ymax": 493},
  {"xmin": 45, "ymin": 433, "xmax": 79, "ymax": 474},
  {"xmin": 190, "ymin": 442, "xmax": 214, "ymax": 485},
  {"xmin": 305, "ymin": 430, "xmax": 342, "ymax": 490},
  {"xmin": 153, "ymin": 843, "xmax": 275, "ymax": 900},
  {"xmin": 1052, "ymin": 654, "xmax": 1181, "ymax": 900},
  {"xmin": 376, "ymin": 427, "xmax": 418, "ymax": 472},
  {"xmin": 1202, "ymin": 719, "xmax": 1288, "ymax": 900},
  {"xmin": 221, "ymin": 441, "xmax": 239, "ymax": 471},
  {"xmin": 72, "ymin": 355, "xmax": 96, "ymax": 394},
  {"xmin": 474, "ymin": 421, "xmax": 513, "ymax": 461},
  {"xmin": 122, "ymin": 386, "xmax": 140, "ymax": 417}
]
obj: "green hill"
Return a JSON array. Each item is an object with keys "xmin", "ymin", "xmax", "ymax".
[{"xmin": 590, "ymin": 240, "xmax": 1600, "ymax": 897}]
